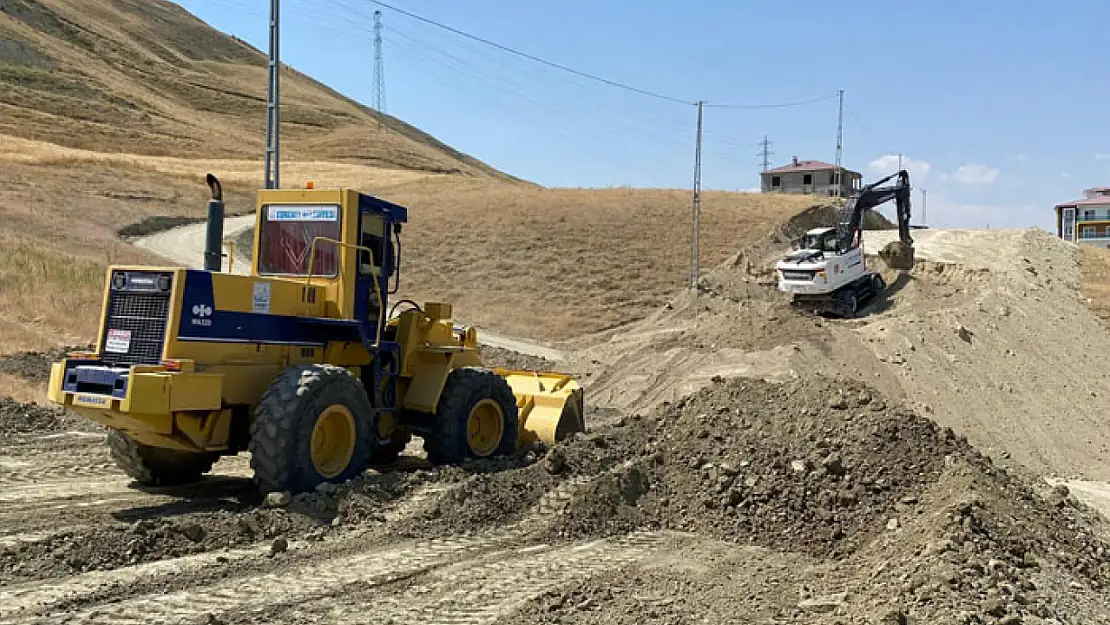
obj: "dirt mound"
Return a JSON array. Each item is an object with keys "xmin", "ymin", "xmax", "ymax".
[
  {"xmin": 0, "ymin": 397, "xmax": 94, "ymax": 435},
  {"xmin": 0, "ymin": 345, "xmax": 91, "ymax": 382},
  {"xmin": 495, "ymin": 377, "xmax": 1110, "ymax": 623},
  {"xmin": 0, "ymin": 466, "xmax": 427, "ymax": 585},
  {"xmin": 579, "ymin": 226, "xmax": 1110, "ymax": 483},
  {"xmin": 536, "ymin": 378, "xmax": 973, "ymax": 555},
  {"xmin": 478, "ymin": 345, "xmax": 556, "ymax": 372}
]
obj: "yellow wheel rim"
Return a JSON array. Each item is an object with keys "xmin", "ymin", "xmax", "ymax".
[
  {"xmin": 310, "ymin": 404, "xmax": 357, "ymax": 478},
  {"xmin": 466, "ymin": 399, "xmax": 504, "ymax": 456}
]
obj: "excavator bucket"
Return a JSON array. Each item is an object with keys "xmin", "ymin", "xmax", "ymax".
[
  {"xmin": 495, "ymin": 369, "xmax": 586, "ymax": 448},
  {"xmin": 879, "ymin": 240, "xmax": 915, "ymax": 270}
]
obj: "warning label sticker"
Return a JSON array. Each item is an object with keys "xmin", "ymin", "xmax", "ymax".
[
  {"xmin": 253, "ymin": 281, "xmax": 272, "ymax": 314},
  {"xmin": 104, "ymin": 329, "xmax": 132, "ymax": 354}
]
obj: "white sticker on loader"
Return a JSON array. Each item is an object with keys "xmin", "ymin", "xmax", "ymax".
[
  {"xmin": 267, "ymin": 204, "xmax": 339, "ymax": 222},
  {"xmin": 253, "ymin": 281, "xmax": 271, "ymax": 314},
  {"xmin": 104, "ymin": 329, "xmax": 132, "ymax": 353}
]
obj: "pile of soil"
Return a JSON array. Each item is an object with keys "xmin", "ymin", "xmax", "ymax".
[
  {"xmin": 0, "ymin": 508, "xmax": 285, "ymax": 583},
  {"xmin": 0, "ymin": 345, "xmax": 91, "ymax": 382},
  {"xmin": 0, "ymin": 468, "xmax": 422, "ymax": 584},
  {"xmin": 488, "ymin": 376, "xmax": 1110, "ymax": 623},
  {"xmin": 478, "ymin": 344, "xmax": 556, "ymax": 372},
  {"xmin": 0, "ymin": 397, "xmax": 92, "ymax": 436}
]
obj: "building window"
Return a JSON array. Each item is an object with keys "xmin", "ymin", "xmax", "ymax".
[
  {"xmin": 829, "ymin": 172, "xmax": 837, "ymax": 185},
  {"xmin": 803, "ymin": 174, "xmax": 813, "ymax": 185},
  {"xmin": 771, "ymin": 176, "xmax": 781, "ymax": 187},
  {"xmin": 1082, "ymin": 226, "xmax": 1095, "ymax": 239}
]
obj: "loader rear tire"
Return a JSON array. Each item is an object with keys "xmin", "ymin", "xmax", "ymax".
[
  {"xmin": 424, "ymin": 367, "xmax": 519, "ymax": 464},
  {"xmin": 249, "ymin": 364, "xmax": 377, "ymax": 495},
  {"xmin": 107, "ymin": 429, "xmax": 216, "ymax": 487}
]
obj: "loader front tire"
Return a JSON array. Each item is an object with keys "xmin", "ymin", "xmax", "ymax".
[
  {"xmin": 424, "ymin": 367, "xmax": 519, "ymax": 464},
  {"xmin": 249, "ymin": 364, "xmax": 376, "ymax": 495},
  {"xmin": 107, "ymin": 429, "xmax": 216, "ymax": 487}
]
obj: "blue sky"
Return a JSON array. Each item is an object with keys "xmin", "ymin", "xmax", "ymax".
[{"xmin": 176, "ymin": 1, "xmax": 1110, "ymax": 230}]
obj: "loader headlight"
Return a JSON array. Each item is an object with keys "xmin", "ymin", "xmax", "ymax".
[{"xmin": 112, "ymin": 271, "xmax": 126, "ymax": 290}]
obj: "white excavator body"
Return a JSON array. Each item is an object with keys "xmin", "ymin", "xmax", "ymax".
[{"xmin": 774, "ymin": 170, "xmax": 915, "ymax": 318}]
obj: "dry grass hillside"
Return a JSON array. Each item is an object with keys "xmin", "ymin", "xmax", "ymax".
[
  {"xmin": 1079, "ymin": 245, "xmax": 1110, "ymax": 327},
  {"xmin": 0, "ymin": 0, "xmax": 820, "ymax": 381},
  {"xmin": 264, "ymin": 179, "xmax": 820, "ymax": 340},
  {"xmin": 0, "ymin": 0, "xmax": 512, "ymax": 179}
]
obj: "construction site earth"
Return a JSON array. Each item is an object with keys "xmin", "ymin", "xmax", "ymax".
[
  {"xmin": 3, "ymin": 205, "xmax": 1110, "ymax": 624},
  {"xmin": 4, "ymin": 2, "xmax": 1110, "ymax": 623}
]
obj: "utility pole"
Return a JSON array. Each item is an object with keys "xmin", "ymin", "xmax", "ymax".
[
  {"xmin": 898, "ymin": 153, "xmax": 903, "ymax": 171},
  {"xmin": 373, "ymin": 9, "xmax": 386, "ymax": 116},
  {"xmin": 690, "ymin": 101, "xmax": 703, "ymax": 289},
  {"xmin": 264, "ymin": 0, "xmax": 281, "ymax": 189},
  {"xmin": 834, "ymin": 89, "xmax": 844, "ymax": 198},
  {"xmin": 921, "ymin": 188, "xmax": 927, "ymax": 226},
  {"xmin": 759, "ymin": 135, "xmax": 774, "ymax": 172}
]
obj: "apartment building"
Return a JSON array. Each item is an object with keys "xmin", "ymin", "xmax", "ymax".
[{"xmin": 1055, "ymin": 187, "xmax": 1110, "ymax": 249}]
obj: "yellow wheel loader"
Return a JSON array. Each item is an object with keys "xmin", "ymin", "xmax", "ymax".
[{"xmin": 48, "ymin": 176, "xmax": 585, "ymax": 494}]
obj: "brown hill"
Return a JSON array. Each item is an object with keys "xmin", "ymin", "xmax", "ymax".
[{"xmin": 0, "ymin": 0, "xmax": 514, "ymax": 179}]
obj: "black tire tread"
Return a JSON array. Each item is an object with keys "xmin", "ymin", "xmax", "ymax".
[
  {"xmin": 423, "ymin": 366, "xmax": 519, "ymax": 464},
  {"xmin": 249, "ymin": 364, "xmax": 375, "ymax": 494},
  {"xmin": 107, "ymin": 429, "xmax": 215, "ymax": 486}
]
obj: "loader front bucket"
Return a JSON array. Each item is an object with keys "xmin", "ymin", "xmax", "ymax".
[
  {"xmin": 496, "ymin": 369, "xmax": 585, "ymax": 448},
  {"xmin": 878, "ymin": 240, "xmax": 915, "ymax": 270}
]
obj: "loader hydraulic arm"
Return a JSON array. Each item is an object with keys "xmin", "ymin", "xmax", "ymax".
[{"xmin": 836, "ymin": 169, "xmax": 912, "ymax": 255}]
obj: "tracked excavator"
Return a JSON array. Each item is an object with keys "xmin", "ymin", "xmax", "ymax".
[{"xmin": 775, "ymin": 169, "xmax": 915, "ymax": 317}]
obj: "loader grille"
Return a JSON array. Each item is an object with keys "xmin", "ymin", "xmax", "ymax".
[{"xmin": 99, "ymin": 271, "xmax": 173, "ymax": 367}]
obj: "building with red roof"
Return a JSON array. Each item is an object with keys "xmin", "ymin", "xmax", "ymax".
[
  {"xmin": 760, "ymin": 156, "xmax": 863, "ymax": 198},
  {"xmin": 1055, "ymin": 187, "xmax": 1110, "ymax": 249}
]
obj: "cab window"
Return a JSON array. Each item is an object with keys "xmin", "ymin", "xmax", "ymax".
[
  {"xmin": 359, "ymin": 213, "xmax": 385, "ymax": 275},
  {"xmin": 257, "ymin": 204, "xmax": 341, "ymax": 276}
]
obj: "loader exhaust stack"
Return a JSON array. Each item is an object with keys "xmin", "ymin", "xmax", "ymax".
[{"xmin": 203, "ymin": 173, "xmax": 225, "ymax": 272}]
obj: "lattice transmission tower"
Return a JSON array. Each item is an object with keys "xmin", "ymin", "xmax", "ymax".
[{"xmin": 373, "ymin": 10, "xmax": 386, "ymax": 115}]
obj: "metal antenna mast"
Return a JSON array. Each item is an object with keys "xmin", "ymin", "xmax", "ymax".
[
  {"xmin": 690, "ymin": 101, "xmax": 703, "ymax": 289},
  {"xmin": 759, "ymin": 135, "xmax": 774, "ymax": 172},
  {"xmin": 264, "ymin": 0, "xmax": 281, "ymax": 189},
  {"xmin": 834, "ymin": 89, "xmax": 844, "ymax": 198},
  {"xmin": 373, "ymin": 9, "xmax": 386, "ymax": 114}
]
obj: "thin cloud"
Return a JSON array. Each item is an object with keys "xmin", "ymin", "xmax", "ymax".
[
  {"xmin": 868, "ymin": 154, "xmax": 931, "ymax": 182},
  {"xmin": 951, "ymin": 164, "xmax": 1000, "ymax": 185}
]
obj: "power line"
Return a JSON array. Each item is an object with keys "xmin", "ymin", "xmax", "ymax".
[
  {"xmin": 703, "ymin": 93, "xmax": 839, "ymax": 109},
  {"xmin": 368, "ymin": 0, "xmax": 695, "ymax": 106}
]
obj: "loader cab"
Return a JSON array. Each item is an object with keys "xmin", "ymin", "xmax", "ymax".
[{"xmin": 251, "ymin": 188, "xmax": 407, "ymax": 342}]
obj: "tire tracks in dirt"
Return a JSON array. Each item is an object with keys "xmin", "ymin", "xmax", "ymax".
[
  {"xmin": 2, "ymin": 458, "xmax": 678, "ymax": 624},
  {"xmin": 6, "ymin": 530, "xmax": 683, "ymax": 625}
]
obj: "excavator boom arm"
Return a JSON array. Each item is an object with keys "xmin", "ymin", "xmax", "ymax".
[{"xmin": 835, "ymin": 170, "xmax": 914, "ymax": 269}]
